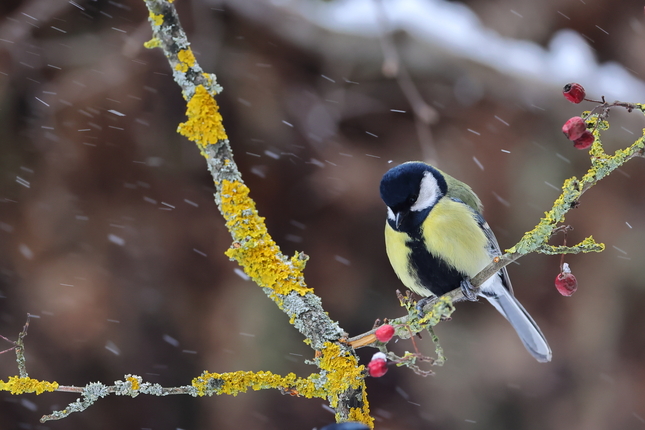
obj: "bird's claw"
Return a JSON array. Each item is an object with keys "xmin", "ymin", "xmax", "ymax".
[
  {"xmin": 460, "ymin": 279, "xmax": 479, "ymax": 301},
  {"xmin": 415, "ymin": 297, "xmax": 433, "ymax": 317}
]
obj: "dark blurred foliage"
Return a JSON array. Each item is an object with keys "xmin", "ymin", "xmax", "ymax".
[{"xmin": 1, "ymin": 0, "xmax": 645, "ymax": 429}]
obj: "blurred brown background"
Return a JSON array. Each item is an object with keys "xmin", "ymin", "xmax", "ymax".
[{"xmin": 1, "ymin": 0, "xmax": 645, "ymax": 429}]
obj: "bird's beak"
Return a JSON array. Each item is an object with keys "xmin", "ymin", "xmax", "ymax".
[{"xmin": 395, "ymin": 210, "xmax": 408, "ymax": 230}]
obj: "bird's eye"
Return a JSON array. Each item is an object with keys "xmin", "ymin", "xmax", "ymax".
[{"xmin": 408, "ymin": 193, "xmax": 418, "ymax": 204}]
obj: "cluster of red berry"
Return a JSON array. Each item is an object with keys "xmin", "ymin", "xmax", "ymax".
[
  {"xmin": 556, "ymin": 83, "xmax": 595, "ymax": 294},
  {"xmin": 366, "ymin": 325, "xmax": 395, "ymax": 377},
  {"xmin": 562, "ymin": 83, "xmax": 594, "ymax": 150}
]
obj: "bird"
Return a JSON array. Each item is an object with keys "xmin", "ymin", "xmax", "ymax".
[{"xmin": 379, "ymin": 161, "xmax": 552, "ymax": 363}]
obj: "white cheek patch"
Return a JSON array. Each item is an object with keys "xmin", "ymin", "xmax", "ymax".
[
  {"xmin": 387, "ymin": 206, "xmax": 396, "ymax": 221},
  {"xmin": 410, "ymin": 171, "xmax": 441, "ymax": 212}
]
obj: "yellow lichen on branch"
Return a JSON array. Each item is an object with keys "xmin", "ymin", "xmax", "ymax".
[
  {"xmin": 0, "ymin": 376, "xmax": 58, "ymax": 395},
  {"xmin": 318, "ymin": 343, "xmax": 364, "ymax": 406},
  {"xmin": 318, "ymin": 342, "xmax": 372, "ymax": 428},
  {"xmin": 220, "ymin": 180, "xmax": 313, "ymax": 298},
  {"xmin": 177, "ymin": 85, "xmax": 228, "ymax": 154},
  {"xmin": 143, "ymin": 37, "xmax": 161, "ymax": 49},
  {"xmin": 126, "ymin": 375, "xmax": 141, "ymax": 392},
  {"xmin": 148, "ymin": 11, "xmax": 163, "ymax": 26},
  {"xmin": 175, "ymin": 49, "xmax": 196, "ymax": 73},
  {"xmin": 508, "ymin": 121, "xmax": 644, "ymax": 257},
  {"xmin": 190, "ymin": 343, "xmax": 373, "ymax": 429},
  {"xmin": 191, "ymin": 370, "xmax": 322, "ymax": 398},
  {"xmin": 347, "ymin": 395, "xmax": 372, "ymax": 428}
]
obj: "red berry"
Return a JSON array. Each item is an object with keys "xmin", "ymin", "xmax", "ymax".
[
  {"xmin": 375, "ymin": 324, "xmax": 394, "ymax": 343},
  {"xmin": 555, "ymin": 263, "xmax": 578, "ymax": 296},
  {"xmin": 367, "ymin": 353, "xmax": 388, "ymax": 377},
  {"xmin": 562, "ymin": 116, "xmax": 587, "ymax": 140},
  {"xmin": 573, "ymin": 131, "xmax": 594, "ymax": 149},
  {"xmin": 563, "ymin": 83, "xmax": 586, "ymax": 103}
]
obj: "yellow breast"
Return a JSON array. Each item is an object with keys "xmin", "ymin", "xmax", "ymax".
[
  {"xmin": 384, "ymin": 223, "xmax": 432, "ymax": 296},
  {"xmin": 421, "ymin": 198, "xmax": 490, "ymax": 277}
]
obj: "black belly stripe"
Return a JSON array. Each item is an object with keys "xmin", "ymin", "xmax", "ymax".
[{"xmin": 407, "ymin": 237, "xmax": 465, "ymax": 296}]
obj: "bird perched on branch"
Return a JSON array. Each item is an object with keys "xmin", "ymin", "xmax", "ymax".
[{"xmin": 380, "ymin": 161, "xmax": 551, "ymax": 362}]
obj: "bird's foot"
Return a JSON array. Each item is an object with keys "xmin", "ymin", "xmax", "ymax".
[
  {"xmin": 415, "ymin": 296, "xmax": 434, "ymax": 316},
  {"xmin": 460, "ymin": 279, "xmax": 479, "ymax": 302}
]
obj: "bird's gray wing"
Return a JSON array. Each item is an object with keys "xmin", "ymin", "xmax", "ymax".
[{"xmin": 473, "ymin": 211, "xmax": 514, "ymax": 295}]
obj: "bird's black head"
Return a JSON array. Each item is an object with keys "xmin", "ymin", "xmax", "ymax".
[{"xmin": 379, "ymin": 162, "xmax": 447, "ymax": 232}]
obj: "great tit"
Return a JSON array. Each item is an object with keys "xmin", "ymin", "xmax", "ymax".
[{"xmin": 380, "ymin": 161, "xmax": 552, "ymax": 363}]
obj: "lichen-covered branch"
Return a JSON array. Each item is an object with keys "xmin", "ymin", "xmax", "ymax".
[
  {"xmin": 0, "ymin": 376, "xmax": 58, "ymax": 395},
  {"xmin": 0, "ymin": 342, "xmax": 365, "ymax": 423},
  {"xmin": 13, "ymin": 315, "xmax": 30, "ymax": 378},
  {"xmin": 30, "ymin": 341, "xmax": 366, "ymax": 423},
  {"xmin": 142, "ymin": 0, "xmax": 370, "ymax": 425},
  {"xmin": 467, "ymin": 110, "xmax": 644, "ymax": 292},
  {"xmin": 143, "ymin": 0, "xmax": 349, "ymax": 351},
  {"xmin": 38, "ymin": 376, "xmax": 194, "ymax": 422}
]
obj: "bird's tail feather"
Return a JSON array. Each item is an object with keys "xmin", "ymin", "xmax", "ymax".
[{"xmin": 480, "ymin": 278, "xmax": 552, "ymax": 363}]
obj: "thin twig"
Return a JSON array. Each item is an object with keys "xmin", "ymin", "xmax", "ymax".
[
  {"xmin": 372, "ymin": 0, "xmax": 438, "ymax": 161},
  {"xmin": 14, "ymin": 314, "xmax": 31, "ymax": 378}
]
